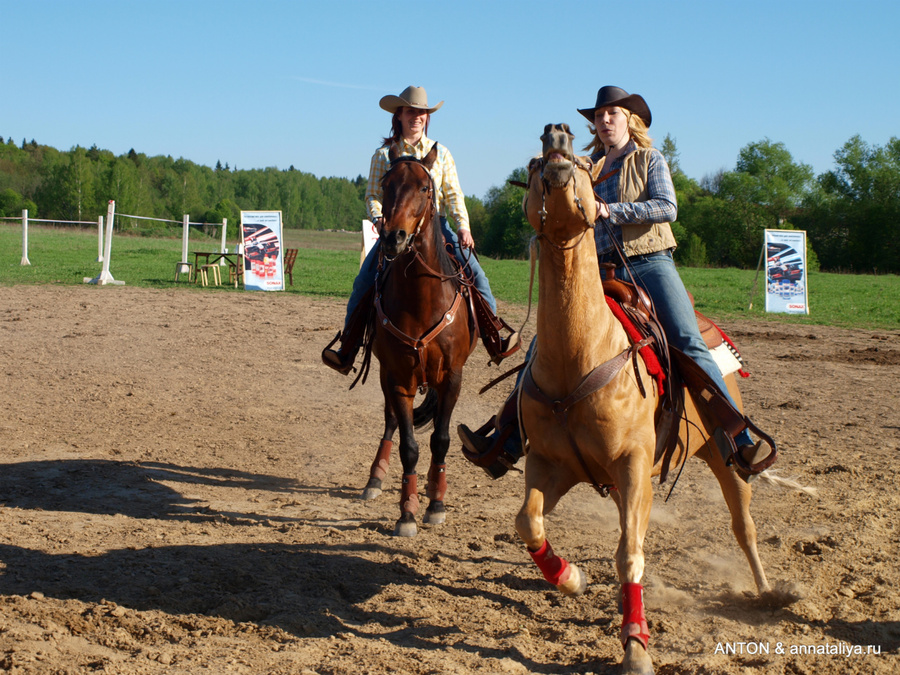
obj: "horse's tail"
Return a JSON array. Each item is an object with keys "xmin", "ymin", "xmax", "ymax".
[
  {"xmin": 413, "ymin": 388, "xmax": 438, "ymax": 429},
  {"xmin": 753, "ymin": 470, "xmax": 818, "ymax": 498}
]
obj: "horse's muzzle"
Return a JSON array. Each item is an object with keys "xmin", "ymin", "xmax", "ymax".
[
  {"xmin": 381, "ymin": 229, "xmax": 409, "ymax": 258},
  {"xmin": 540, "ymin": 123, "xmax": 576, "ymax": 188}
]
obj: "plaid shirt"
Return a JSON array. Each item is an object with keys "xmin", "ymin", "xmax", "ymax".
[
  {"xmin": 366, "ymin": 134, "xmax": 470, "ymax": 230},
  {"xmin": 593, "ymin": 140, "xmax": 677, "ymax": 256}
]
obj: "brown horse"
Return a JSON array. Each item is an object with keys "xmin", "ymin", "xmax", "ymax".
[
  {"xmin": 515, "ymin": 125, "xmax": 771, "ymax": 675},
  {"xmin": 362, "ymin": 142, "xmax": 476, "ymax": 537}
]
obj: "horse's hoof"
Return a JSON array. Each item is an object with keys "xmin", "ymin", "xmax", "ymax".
[
  {"xmin": 361, "ymin": 478, "xmax": 383, "ymax": 501},
  {"xmin": 393, "ymin": 519, "xmax": 418, "ymax": 537},
  {"xmin": 423, "ymin": 503, "xmax": 446, "ymax": 526},
  {"xmin": 558, "ymin": 563, "xmax": 588, "ymax": 597},
  {"xmin": 622, "ymin": 637, "xmax": 654, "ymax": 675},
  {"xmin": 361, "ymin": 486, "xmax": 382, "ymax": 501}
]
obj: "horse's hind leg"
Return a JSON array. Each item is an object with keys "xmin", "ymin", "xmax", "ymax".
[
  {"xmin": 699, "ymin": 444, "xmax": 772, "ymax": 594},
  {"xmin": 514, "ymin": 453, "xmax": 587, "ymax": 596},
  {"xmin": 362, "ymin": 402, "xmax": 398, "ymax": 501}
]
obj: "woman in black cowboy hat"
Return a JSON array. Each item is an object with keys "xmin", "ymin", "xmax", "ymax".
[
  {"xmin": 459, "ymin": 86, "xmax": 773, "ymax": 482},
  {"xmin": 323, "ymin": 85, "xmax": 518, "ymax": 375}
]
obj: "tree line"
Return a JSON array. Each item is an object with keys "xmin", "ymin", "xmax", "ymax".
[
  {"xmin": 2, "ymin": 133, "xmax": 897, "ymax": 273},
  {"xmin": 0, "ymin": 138, "xmax": 366, "ymax": 240},
  {"xmin": 469, "ymin": 134, "xmax": 900, "ymax": 274}
]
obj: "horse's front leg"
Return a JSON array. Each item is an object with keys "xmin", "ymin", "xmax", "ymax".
[
  {"xmin": 392, "ymin": 393, "xmax": 420, "ymax": 537},
  {"xmin": 422, "ymin": 376, "xmax": 460, "ymax": 526},
  {"xmin": 362, "ymin": 400, "xmax": 399, "ymax": 501},
  {"xmin": 514, "ymin": 453, "xmax": 587, "ymax": 596},
  {"xmin": 611, "ymin": 452, "xmax": 655, "ymax": 675}
]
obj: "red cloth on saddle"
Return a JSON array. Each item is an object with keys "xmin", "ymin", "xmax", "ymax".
[{"xmin": 605, "ymin": 296, "xmax": 665, "ymax": 395}]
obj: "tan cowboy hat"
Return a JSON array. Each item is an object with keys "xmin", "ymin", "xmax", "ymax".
[
  {"xmin": 379, "ymin": 85, "xmax": 444, "ymax": 114},
  {"xmin": 578, "ymin": 86, "xmax": 652, "ymax": 128}
]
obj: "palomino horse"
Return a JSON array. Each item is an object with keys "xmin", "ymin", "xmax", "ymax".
[
  {"xmin": 363, "ymin": 142, "xmax": 476, "ymax": 537},
  {"xmin": 515, "ymin": 125, "xmax": 770, "ymax": 675}
]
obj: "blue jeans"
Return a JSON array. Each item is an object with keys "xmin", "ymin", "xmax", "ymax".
[
  {"xmin": 345, "ymin": 217, "xmax": 496, "ymax": 325},
  {"xmin": 611, "ymin": 250, "xmax": 753, "ymax": 447}
]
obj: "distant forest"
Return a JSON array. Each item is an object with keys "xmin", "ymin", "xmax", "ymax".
[
  {"xmin": 0, "ymin": 138, "xmax": 367, "ymax": 240},
  {"xmin": 2, "ymin": 134, "xmax": 898, "ymax": 273}
]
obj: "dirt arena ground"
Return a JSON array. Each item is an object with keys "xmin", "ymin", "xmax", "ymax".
[{"xmin": 1, "ymin": 285, "xmax": 898, "ymax": 674}]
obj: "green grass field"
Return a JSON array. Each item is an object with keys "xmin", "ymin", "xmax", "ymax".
[{"xmin": 2, "ymin": 224, "xmax": 898, "ymax": 330}]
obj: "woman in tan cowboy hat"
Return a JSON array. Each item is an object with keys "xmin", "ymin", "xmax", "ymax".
[
  {"xmin": 459, "ymin": 86, "xmax": 774, "ymax": 482},
  {"xmin": 322, "ymin": 85, "xmax": 518, "ymax": 375}
]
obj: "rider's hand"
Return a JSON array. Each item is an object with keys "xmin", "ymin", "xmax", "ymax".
[
  {"xmin": 595, "ymin": 200, "xmax": 610, "ymax": 220},
  {"xmin": 458, "ymin": 228, "xmax": 475, "ymax": 249}
]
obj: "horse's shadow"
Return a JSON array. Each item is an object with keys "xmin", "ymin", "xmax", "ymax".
[
  {"xmin": 0, "ymin": 459, "xmax": 354, "ymax": 524},
  {"xmin": 0, "ymin": 458, "xmax": 620, "ymax": 672}
]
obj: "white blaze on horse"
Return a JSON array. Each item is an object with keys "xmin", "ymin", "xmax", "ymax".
[{"xmin": 514, "ymin": 124, "xmax": 774, "ymax": 675}]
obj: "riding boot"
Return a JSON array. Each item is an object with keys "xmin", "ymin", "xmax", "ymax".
[
  {"xmin": 321, "ymin": 289, "xmax": 373, "ymax": 375},
  {"xmin": 458, "ymin": 390, "xmax": 524, "ymax": 479},
  {"xmin": 469, "ymin": 287, "xmax": 521, "ymax": 364}
]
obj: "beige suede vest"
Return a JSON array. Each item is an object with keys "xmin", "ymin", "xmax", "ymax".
[{"xmin": 611, "ymin": 148, "xmax": 678, "ymax": 257}]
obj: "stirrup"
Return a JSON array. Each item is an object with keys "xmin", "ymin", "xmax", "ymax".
[
  {"xmin": 490, "ymin": 331, "xmax": 521, "ymax": 365},
  {"xmin": 458, "ymin": 420, "xmax": 522, "ymax": 480},
  {"xmin": 321, "ymin": 331, "xmax": 356, "ymax": 376},
  {"xmin": 714, "ymin": 427, "xmax": 777, "ymax": 483}
]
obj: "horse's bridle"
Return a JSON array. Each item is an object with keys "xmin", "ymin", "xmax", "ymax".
[
  {"xmin": 379, "ymin": 156, "xmax": 437, "ymax": 262},
  {"xmin": 525, "ymin": 154, "xmax": 596, "ymax": 252}
]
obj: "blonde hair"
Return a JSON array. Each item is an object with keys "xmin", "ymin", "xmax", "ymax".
[{"xmin": 582, "ymin": 108, "xmax": 653, "ymax": 156}]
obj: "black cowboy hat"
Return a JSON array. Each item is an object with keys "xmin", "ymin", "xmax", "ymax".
[{"xmin": 577, "ymin": 86, "xmax": 652, "ymax": 128}]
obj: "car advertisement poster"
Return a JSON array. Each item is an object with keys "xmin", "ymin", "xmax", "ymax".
[
  {"xmin": 765, "ymin": 229, "xmax": 809, "ymax": 314},
  {"xmin": 240, "ymin": 211, "xmax": 284, "ymax": 291}
]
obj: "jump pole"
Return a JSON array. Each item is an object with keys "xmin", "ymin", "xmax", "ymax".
[
  {"xmin": 20, "ymin": 209, "xmax": 30, "ymax": 265},
  {"xmin": 96, "ymin": 215, "xmax": 104, "ymax": 262},
  {"xmin": 84, "ymin": 200, "xmax": 124, "ymax": 285}
]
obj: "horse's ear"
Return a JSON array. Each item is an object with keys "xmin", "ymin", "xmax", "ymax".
[
  {"xmin": 389, "ymin": 143, "xmax": 400, "ymax": 163},
  {"xmin": 422, "ymin": 142, "xmax": 439, "ymax": 170}
]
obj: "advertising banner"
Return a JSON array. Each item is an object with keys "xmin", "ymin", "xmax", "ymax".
[
  {"xmin": 765, "ymin": 229, "xmax": 809, "ymax": 314},
  {"xmin": 240, "ymin": 211, "xmax": 285, "ymax": 291},
  {"xmin": 361, "ymin": 219, "xmax": 379, "ymax": 268}
]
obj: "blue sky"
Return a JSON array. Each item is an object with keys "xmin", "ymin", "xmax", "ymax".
[{"xmin": 3, "ymin": 0, "xmax": 898, "ymax": 200}]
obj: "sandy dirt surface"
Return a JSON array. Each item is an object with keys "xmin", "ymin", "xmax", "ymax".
[{"xmin": 1, "ymin": 285, "xmax": 898, "ymax": 674}]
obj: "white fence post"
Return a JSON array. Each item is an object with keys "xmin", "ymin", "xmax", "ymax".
[
  {"xmin": 219, "ymin": 217, "xmax": 228, "ymax": 265},
  {"xmin": 20, "ymin": 209, "xmax": 31, "ymax": 265},
  {"xmin": 97, "ymin": 215, "xmax": 104, "ymax": 262}
]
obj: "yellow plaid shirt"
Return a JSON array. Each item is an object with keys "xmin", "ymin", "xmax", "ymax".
[{"xmin": 365, "ymin": 135, "xmax": 470, "ymax": 231}]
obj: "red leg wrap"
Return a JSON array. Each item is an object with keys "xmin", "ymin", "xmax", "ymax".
[
  {"xmin": 528, "ymin": 539, "xmax": 571, "ymax": 587},
  {"xmin": 620, "ymin": 582, "xmax": 650, "ymax": 650},
  {"xmin": 426, "ymin": 463, "xmax": 447, "ymax": 501},
  {"xmin": 369, "ymin": 439, "xmax": 392, "ymax": 481},
  {"xmin": 400, "ymin": 473, "xmax": 419, "ymax": 516}
]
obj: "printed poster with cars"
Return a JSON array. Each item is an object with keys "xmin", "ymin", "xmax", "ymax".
[
  {"xmin": 765, "ymin": 229, "xmax": 809, "ymax": 314},
  {"xmin": 240, "ymin": 211, "xmax": 285, "ymax": 291}
]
